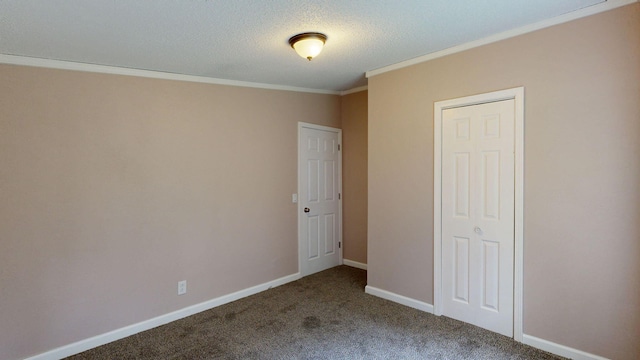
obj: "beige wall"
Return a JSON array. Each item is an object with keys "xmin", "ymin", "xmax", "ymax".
[
  {"xmin": 341, "ymin": 90, "xmax": 368, "ymax": 264},
  {"xmin": 0, "ymin": 65, "xmax": 340, "ymax": 360},
  {"xmin": 368, "ymin": 4, "xmax": 640, "ymax": 360}
]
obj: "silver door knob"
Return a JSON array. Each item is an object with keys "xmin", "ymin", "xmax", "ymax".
[
  {"xmin": 304, "ymin": 207, "xmax": 310, "ymax": 213},
  {"xmin": 474, "ymin": 226, "xmax": 482, "ymax": 234}
]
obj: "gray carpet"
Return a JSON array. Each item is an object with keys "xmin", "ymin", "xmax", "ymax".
[{"xmin": 67, "ymin": 266, "xmax": 561, "ymax": 359}]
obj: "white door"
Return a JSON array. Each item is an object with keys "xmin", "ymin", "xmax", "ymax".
[
  {"xmin": 298, "ymin": 123, "xmax": 342, "ymax": 276},
  {"xmin": 441, "ymin": 99, "xmax": 515, "ymax": 337}
]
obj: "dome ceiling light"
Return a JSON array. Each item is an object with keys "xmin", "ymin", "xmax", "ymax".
[{"xmin": 288, "ymin": 32, "xmax": 327, "ymax": 61}]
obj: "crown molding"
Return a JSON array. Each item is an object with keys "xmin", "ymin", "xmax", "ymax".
[
  {"xmin": 340, "ymin": 85, "xmax": 368, "ymax": 96},
  {"xmin": 0, "ymin": 54, "xmax": 340, "ymax": 95},
  {"xmin": 366, "ymin": 0, "xmax": 638, "ymax": 78}
]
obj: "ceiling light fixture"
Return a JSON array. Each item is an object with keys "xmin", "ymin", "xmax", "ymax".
[{"xmin": 288, "ymin": 32, "xmax": 327, "ymax": 61}]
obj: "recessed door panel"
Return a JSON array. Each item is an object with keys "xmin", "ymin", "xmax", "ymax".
[
  {"xmin": 307, "ymin": 216, "xmax": 319, "ymax": 259},
  {"xmin": 308, "ymin": 137, "xmax": 319, "ymax": 152},
  {"xmin": 324, "ymin": 160, "xmax": 335, "ymax": 201},
  {"xmin": 454, "ymin": 153, "xmax": 470, "ymax": 218},
  {"xmin": 455, "ymin": 118, "xmax": 471, "ymax": 141},
  {"xmin": 482, "ymin": 240, "xmax": 500, "ymax": 311},
  {"xmin": 454, "ymin": 237, "xmax": 470, "ymax": 303},
  {"xmin": 325, "ymin": 138, "xmax": 337, "ymax": 154},
  {"xmin": 325, "ymin": 214, "xmax": 335, "ymax": 255},
  {"xmin": 307, "ymin": 159, "xmax": 320, "ymax": 203},
  {"xmin": 482, "ymin": 151, "xmax": 500, "ymax": 220},
  {"xmin": 482, "ymin": 114, "xmax": 501, "ymax": 138}
]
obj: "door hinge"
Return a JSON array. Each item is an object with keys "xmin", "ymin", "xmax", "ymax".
[
  {"xmin": 338, "ymin": 144, "xmax": 341, "ymax": 151},
  {"xmin": 339, "ymin": 242, "xmax": 341, "ymax": 248},
  {"xmin": 338, "ymin": 193, "xmax": 341, "ymax": 200}
]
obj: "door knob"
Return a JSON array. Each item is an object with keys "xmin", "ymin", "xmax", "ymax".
[
  {"xmin": 474, "ymin": 226, "xmax": 482, "ymax": 234},
  {"xmin": 304, "ymin": 207, "xmax": 310, "ymax": 213}
]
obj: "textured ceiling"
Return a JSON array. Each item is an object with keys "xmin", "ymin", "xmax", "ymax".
[{"xmin": 0, "ymin": 0, "xmax": 606, "ymax": 92}]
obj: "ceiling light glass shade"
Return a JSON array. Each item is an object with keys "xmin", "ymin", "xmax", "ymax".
[{"xmin": 289, "ymin": 33, "xmax": 327, "ymax": 61}]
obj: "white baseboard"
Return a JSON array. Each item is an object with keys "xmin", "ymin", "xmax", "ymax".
[
  {"xmin": 365, "ymin": 285, "xmax": 434, "ymax": 313},
  {"xmin": 25, "ymin": 273, "xmax": 609, "ymax": 360},
  {"xmin": 522, "ymin": 334, "xmax": 609, "ymax": 360},
  {"xmin": 26, "ymin": 272, "xmax": 301, "ymax": 360},
  {"xmin": 343, "ymin": 259, "xmax": 367, "ymax": 270}
]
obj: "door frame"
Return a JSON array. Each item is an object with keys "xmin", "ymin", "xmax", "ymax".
[
  {"xmin": 433, "ymin": 87, "xmax": 524, "ymax": 341},
  {"xmin": 297, "ymin": 122, "xmax": 343, "ymax": 276}
]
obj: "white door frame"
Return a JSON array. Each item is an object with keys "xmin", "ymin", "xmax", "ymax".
[
  {"xmin": 433, "ymin": 87, "xmax": 524, "ymax": 341},
  {"xmin": 298, "ymin": 122, "xmax": 343, "ymax": 276}
]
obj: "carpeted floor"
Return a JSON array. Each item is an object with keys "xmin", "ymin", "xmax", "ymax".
[{"xmin": 67, "ymin": 266, "xmax": 562, "ymax": 359}]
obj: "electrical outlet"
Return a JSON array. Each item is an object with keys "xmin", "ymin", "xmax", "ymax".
[{"xmin": 178, "ymin": 280, "xmax": 187, "ymax": 295}]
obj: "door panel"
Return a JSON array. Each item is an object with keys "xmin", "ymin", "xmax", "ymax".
[
  {"xmin": 299, "ymin": 125, "xmax": 341, "ymax": 276},
  {"xmin": 324, "ymin": 214, "xmax": 335, "ymax": 254},
  {"xmin": 482, "ymin": 239, "xmax": 500, "ymax": 311},
  {"xmin": 454, "ymin": 153, "xmax": 470, "ymax": 218},
  {"xmin": 324, "ymin": 160, "xmax": 335, "ymax": 201},
  {"xmin": 481, "ymin": 151, "xmax": 501, "ymax": 220},
  {"xmin": 454, "ymin": 236, "xmax": 470, "ymax": 303},
  {"xmin": 307, "ymin": 159, "xmax": 320, "ymax": 202},
  {"xmin": 442, "ymin": 99, "xmax": 515, "ymax": 337}
]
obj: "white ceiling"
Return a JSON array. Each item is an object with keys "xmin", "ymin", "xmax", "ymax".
[{"xmin": 0, "ymin": 0, "xmax": 607, "ymax": 92}]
